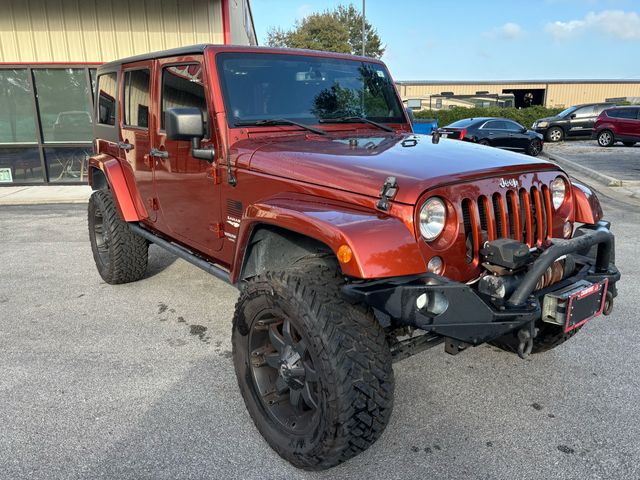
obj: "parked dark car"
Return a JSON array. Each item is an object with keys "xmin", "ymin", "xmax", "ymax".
[
  {"xmin": 438, "ymin": 117, "xmax": 544, "ymax": 156},
  {"xmin": 532, "ymin": 103, "xmax": 615, "ymax": 142},
  {"xmin": 592, "ymin": 106, "xmax": 640, "ymax": 147}
]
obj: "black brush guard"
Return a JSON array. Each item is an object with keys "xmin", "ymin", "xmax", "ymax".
[{"xmin": 342, "ymin": 221, "xmax": 620, "ymax": 346}]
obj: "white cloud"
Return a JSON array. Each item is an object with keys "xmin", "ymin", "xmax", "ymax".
[
  {"xmin": 546, "ymin": 10, "xmax": 640, "ymax": 41},
  {"xmin": 484, "ymin": 22, "xmax": 524, "ymax": 40}
]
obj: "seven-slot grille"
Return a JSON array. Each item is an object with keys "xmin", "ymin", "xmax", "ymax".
[{"xmin": 461, "ymin": 186, "xmax": 553, "ymax": 263}]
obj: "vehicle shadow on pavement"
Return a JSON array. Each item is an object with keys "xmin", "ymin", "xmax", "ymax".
[{"xmin": 144, "ymin": 245, "xmax": 178, "ymax": 279}]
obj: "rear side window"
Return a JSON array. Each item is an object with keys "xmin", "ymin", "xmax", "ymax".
[
  {"xmin": 122, "ymin": 69, "xmax": 150, "ymax": 128},
  {"xmin": 96, "ymin": 73, "xmax": 117, "ymax": 125},
  {"xmin": 608, "ymin": 108, "xmax": 638, "ymax": 119},
  {"xmin": 161, "ymin": 64, "xmax": 207, "ymax": 130}
]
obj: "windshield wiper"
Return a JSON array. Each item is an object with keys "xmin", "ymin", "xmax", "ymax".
[
  {"xmin": 234, "ymin": 118, "xmax": 327, "ymax": 136},
  {"xmin": 319, "ymin": 116, "xmax": 394, "ymax": 132}
]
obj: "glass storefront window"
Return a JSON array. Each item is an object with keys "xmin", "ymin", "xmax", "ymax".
[
  {"xmin": 33, "ymin": 68, "xmax": 93, "ymax": 143},
  {"xmin": 0, "ymin": 70, "xmax": 38, "ymax": 144},
  {"xmin": 44, "ymin": 147, "xmax": 92, "ymax": 183},
  {"xmin": 0, "ymin": 148, "xmax": 44, "ymax": 183}
]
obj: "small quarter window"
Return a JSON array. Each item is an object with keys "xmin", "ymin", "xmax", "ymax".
[
  {"xmin": 96, "ymin": 73, "xmax": 117, "ymax": 126},
  {"xmin": 122, "ymin": 69, "xmax": 150, "ymax": 128}
]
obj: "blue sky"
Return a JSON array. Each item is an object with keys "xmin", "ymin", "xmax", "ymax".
[{"xmin": 250, "ymin": 0, "xmax": 640, "ymax": 81}]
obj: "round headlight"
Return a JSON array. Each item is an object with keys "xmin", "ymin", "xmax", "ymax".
[
  {"xmin": 551, "ymin": 177, "xmax": 567, "ymax": 209},
  {"xmin": 419, "ymin": 197, "xmax": 446, "ymax": 241}
]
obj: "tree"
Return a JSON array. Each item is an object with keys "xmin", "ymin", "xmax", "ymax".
[{"xmin": 266, "ymin": 4, "xmax": 385, "ymax": 59}]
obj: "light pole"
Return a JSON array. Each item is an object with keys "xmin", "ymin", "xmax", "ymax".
[{"xmin": 362, "ymin": 0, "xmax": 366, "ymax": 56}]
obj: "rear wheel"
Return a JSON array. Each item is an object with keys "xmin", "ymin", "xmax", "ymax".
[
  {"xmin": 597, "ymin": 130, "xmax": 615, "ymax": 147},
  {"xmin": 478, "ymin": 139, "xmax": 490, "ymax": 146},
  {"xmin": 88, "ymin": 190, "xmax": 148, "ymax": 284},
  {"xmin": 232, "ymin": 265, "xmax": 394, "ymax": 470},
  {"xmin": 622, "ymin": 141, "xmax": 636, "ymax": 147},
  {"xmin": 546, "ymin": 127, "xmax": 564, "ymax": 142},
  {"xmin": 526, "ymin": 138, "xmax": 543, "ymax": 156}
]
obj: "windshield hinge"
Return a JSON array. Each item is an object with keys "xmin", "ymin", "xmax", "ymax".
[{"xmin": 376, "ymin": 176, "xmax": 398, "ymax": 211}]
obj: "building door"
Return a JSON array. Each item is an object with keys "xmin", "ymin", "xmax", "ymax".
[
  {"xmin": 152, "ymin": 57, "xmax": 223, "ymax": 255},
  {"xmin": 120, "ymin": 62, "xmax": 156, "ymax": 221}
]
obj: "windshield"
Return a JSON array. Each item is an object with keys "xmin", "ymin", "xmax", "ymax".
[
  {"xmin": 558, "ymin": 106, "xmax": 577, "ymax": 118},
  {"xmin": 216, "ymin": 52, "xmax": 406, "ymax": 128}
]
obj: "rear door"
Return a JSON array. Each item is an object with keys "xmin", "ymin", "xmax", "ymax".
[
  {"xmin": 151, "ymin": 56, "xmax": 223, "ymax": 255},
  {"xmin": 120, "ymin": 62, "xmax": 155, "ymax": 221},
  {"xmin": 480, "ymin": 120, "xmax": 510, "ymax": 148}
]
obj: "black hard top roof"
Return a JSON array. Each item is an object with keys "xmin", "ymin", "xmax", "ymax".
[{"xmin": 99, "ymin": 44, "xmax": 210, "ymax": 71}]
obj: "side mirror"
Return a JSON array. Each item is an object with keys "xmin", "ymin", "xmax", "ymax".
[
  {"xmin": 405, "ymin": 107, "xmax": 415, "ymax": 125},
  {"xmin": 165, "ymin": 107, "xmax": 215, "ymax": 162},
  {"xmin": 521, "ymin": 127, "xmax": 528, "ymax": 133},
  {"xmin": 570, "ymin": 113, "xmax": 577, "ymax": 119}
]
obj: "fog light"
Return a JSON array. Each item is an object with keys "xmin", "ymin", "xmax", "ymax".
[
  {"xmin": 416, "ymin": 293, "xmax": 428, "ymax": 310},
  {"xmin": 563, "ymin": 222, "xmax": 572, "ymax": 239},
  {"xmin": 427, "ymin": 256, "xmax": 444, "ymax": 274}
]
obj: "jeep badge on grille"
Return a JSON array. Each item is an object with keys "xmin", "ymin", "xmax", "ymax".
[{"xmin": 499, "ymin": 178, "xmax": 519, "ymax": 188}]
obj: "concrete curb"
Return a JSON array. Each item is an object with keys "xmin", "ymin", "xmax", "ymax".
[
  {"xmin": 0, "ymin": 185, "xmax": 91, "ymax": 206},
  {"xmin": 542, "ymin": 152, "xmax": 626, "ymax": 187}
]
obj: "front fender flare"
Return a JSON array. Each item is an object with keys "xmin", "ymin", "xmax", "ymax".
[
  {"xmin": 572, "ymin": 181, "xmax": 603, "ymax": 225},
  {"xmin": 231, "ymin": 197, "xmax": 427, "ymax": 282}
]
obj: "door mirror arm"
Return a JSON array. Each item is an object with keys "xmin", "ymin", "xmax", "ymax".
[{"xmin": 191, "ymin": 137, "xmax": 215, "ymax": 163}]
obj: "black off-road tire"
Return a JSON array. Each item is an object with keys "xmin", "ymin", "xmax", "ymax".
[
  {"xmin": 546, "ymin": 127, "xmax": 564, "ymax": 143},
  {"xmin": 232, "ymin": 265, "xmax": 394, "ymax": 470},
  {"xmin": 526, "ymin": 138, "xmax": 543, "ymax": 157},
  {"xmin": 490, "ymin": 322, "xmax": 582, "ymax": 354},
  {"xmin": 88, "ymin": 190, "xmax": 148, "ymax": 284}
]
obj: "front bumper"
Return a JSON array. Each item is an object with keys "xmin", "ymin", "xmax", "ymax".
[{"xmin": 343, "ymin": 221, "xmax": 619, "ymax": 346}]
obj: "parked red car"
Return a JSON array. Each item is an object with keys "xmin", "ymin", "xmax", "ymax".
[{"xmin": 593, "ymin": 106, "xmax": 640, "ymax": 147}]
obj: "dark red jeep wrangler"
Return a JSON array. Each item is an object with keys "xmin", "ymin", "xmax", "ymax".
[{"xmin": 87, "ymin": 45, "xmax": 619, "ymax": 470}]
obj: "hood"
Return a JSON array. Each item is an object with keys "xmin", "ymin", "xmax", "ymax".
[
  {"xmin": 236, "ymin": 133, "xmax": 559, "ymax": 205},
  {"xmin": 536, "ymin": 116, "xmax": 563, "ymax": 123}
]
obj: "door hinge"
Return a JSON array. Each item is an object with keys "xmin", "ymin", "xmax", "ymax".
[{"xmin": 209, "ymin": 223, "xmax": 225, "ymax": 239}]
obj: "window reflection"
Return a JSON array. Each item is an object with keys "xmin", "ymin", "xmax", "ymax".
[
  {"xmin": 0, "ymin": 69, "xmax": 38, "ymax": 144},
  {"xmin": 0, "ymin": 148, "xmax": 44, "ymax": 183},
  {"xmin": 44, "ymin": 147, "xmax": 91, "ymax": 183}
]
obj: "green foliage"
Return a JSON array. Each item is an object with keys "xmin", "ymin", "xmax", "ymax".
[
  {"xmin": 414, "ymin": 106, "xmax": 564, "ymax": 128},
  {"xmin": 266, "ymin": 4, "xmax": 385, "ymax": 58}
]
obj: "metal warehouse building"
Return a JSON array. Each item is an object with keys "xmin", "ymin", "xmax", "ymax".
[
  {"xmin": 397, "ymin": 80, "xmax": 640, "ymax": 111},
  {"xmin": 0, "ymin": 0, "xmax": 256, "ymax": 185}
]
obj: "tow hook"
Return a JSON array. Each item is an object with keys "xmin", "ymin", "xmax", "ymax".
[{"xmin": 517, "ymin": 322, "xmax": 539, "ymax": 359}]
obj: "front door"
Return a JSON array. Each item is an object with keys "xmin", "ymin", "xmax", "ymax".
[
  {"xmin": 152, "ymin": 57, "xmax": 223, "ymax": 255},
  {"xmin": 120, "ymin": 61, "xmax": 156, "ymax": 221}
]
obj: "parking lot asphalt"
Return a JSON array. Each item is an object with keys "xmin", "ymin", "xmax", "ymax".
[
  {"xmin": 545, "ymin": 140, "xmax": 640, "ymax": 183},
  {"xmin": 1, "ymin": 200, "xmax": 639, "ymax": 480}
]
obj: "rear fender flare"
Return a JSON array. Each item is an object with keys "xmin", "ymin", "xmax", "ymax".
[
  {"xmin": 231, "ymin": 198, "xmax": 427, "ymax": 283},
  {"xmin": 88, "ymin": 155, "xmax": 146, "ymax": 222}
]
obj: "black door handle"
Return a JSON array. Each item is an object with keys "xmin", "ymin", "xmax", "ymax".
[
  {"xmin": 117, "ymin": 141, "xmax": 134, "ymax": 151},
  {"xmin": 149, "ymin": 148, "xmax": 169, "ymax": 159}
]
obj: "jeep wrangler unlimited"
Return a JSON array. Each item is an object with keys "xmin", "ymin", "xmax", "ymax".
[{"xmin": 87, "ymin": 45, "xmax": 619, "ymax": 470}]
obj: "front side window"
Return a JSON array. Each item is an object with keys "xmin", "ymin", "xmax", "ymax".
[
  {"xmin": 123, "ymin": 69, "xmax": 150, "ymax": 128},
  {"xmin": 504, "ymin": 121, "xmax": 523, "ymax": 132},
  {"xmin": 573, "ymin": 106, "xmax": 595, "ymax": 118},
  {"xmin": 483, "ymin": 120, "xmax": 507, "ymax": 130},
  {"xmin": 161, "ymin": 64, "xmax": 207, "ymax": 130},
  {"xmin": 216, "ymin": 53, "xmax": 406, "ymax": 127},
  {"xmin": 96, "ymin": 73, "xmax": 117, "ymax": 126}
]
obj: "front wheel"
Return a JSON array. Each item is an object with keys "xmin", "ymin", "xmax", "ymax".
[
  {"xmin": 546, "ymin": 127, "xmax": 564, "ymax": 142},
  {"xmin": 232, "ymin": 266, "xmax": 394, "ymax": 470},
  {"xmin": 526, "ymin": 138, "xmax": 543, "ymax": 156},
  {"xmin": 597, "ymin": 130, "xmax": 615, "ymax": 147}
]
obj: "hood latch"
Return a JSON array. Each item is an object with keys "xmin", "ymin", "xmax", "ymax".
[{"xmin": 376, "ymin": 176, "xmax": 398, "ymax": 211}]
